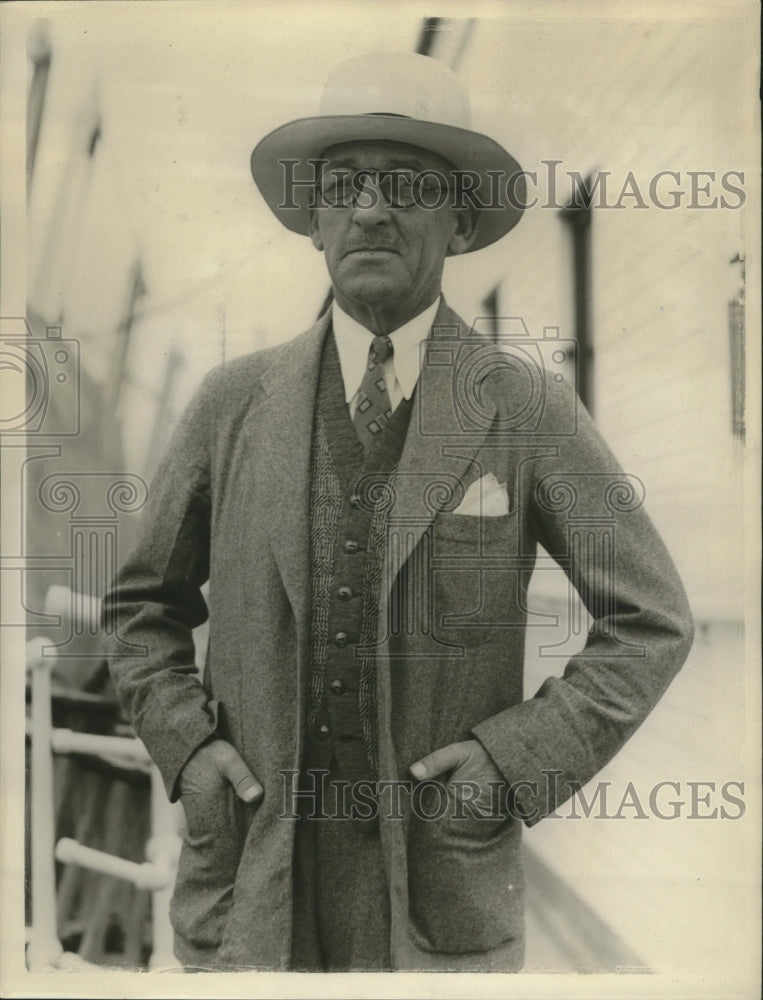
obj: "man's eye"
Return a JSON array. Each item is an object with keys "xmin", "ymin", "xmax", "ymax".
[
  {"xmin": 320, "ymin": 185, "xmax": 349, "ymax": 206},
  {"xmin": 319, "ymin": 175, "xmax": 351, "ymax": 203},
  {"xmin": 384, "ymin": 174, "xmax": 414, "ymax": 200}
]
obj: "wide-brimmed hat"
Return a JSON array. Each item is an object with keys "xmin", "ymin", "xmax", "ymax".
[{"xmin": 250, "ymin": 52, "xmax": 525, "ymax": 253}]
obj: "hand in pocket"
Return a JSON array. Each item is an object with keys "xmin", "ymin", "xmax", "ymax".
[
  {"xmin": 410, "ymin": 739, "xmax": 509, "ymax": 819},
  {"xmin": 180, "ymin": 738, "xmax": 263, "ymax": 804}
]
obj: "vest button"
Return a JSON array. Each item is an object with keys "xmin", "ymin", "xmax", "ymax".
[
  {"xmin": 344, "ymin": 539, "xmax": 359, "ymax": 554},
  {"xmin": 349, "ymin": 494, "xmax": 362, "ymax": 509},
  {"xmin": 334, "ymin": 631, "xmax": 349, "ymax": 647},
  {"xmin": 337, "ymin": 585, "xmax": 353, "ymax": 601},
  {"xmin": 330, "ymin": 678, "xmax": 346, "ymax": 695},
  {"xmin": 316, "ymin": 723, "xmax": 330, "ymax": 741}
]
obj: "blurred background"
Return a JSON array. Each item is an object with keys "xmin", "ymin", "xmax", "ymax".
[{"xmin": 5, "ymin": 0, "xmax": 758, "ymax": 981}]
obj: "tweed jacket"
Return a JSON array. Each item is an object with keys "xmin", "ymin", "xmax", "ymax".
[{"xmin": 105, "ymin": 300, "xmax": 694, "ymax": 971}]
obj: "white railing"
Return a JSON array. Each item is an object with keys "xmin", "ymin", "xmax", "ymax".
[{"xmin": 26, "ymin": 637, "xmax": 181, "ymax": 971}]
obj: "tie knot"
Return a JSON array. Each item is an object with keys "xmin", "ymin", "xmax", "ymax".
[{"xmin": 370, "ymin": 336, "xmax": 393, "ymax": 364}]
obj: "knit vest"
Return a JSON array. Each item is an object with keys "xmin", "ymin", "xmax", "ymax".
[{"xmin": 303, "ymin": 331, "xmax": 413, "ymax": 782}]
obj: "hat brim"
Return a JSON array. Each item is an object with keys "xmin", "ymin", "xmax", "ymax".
[{"xmin": 250, "ymin": 115, "xmax": 525, "ymax": 253}]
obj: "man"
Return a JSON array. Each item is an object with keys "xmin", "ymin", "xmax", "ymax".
[{"xmin": 104, "ymin": 51, "xmax": 694, "ymax": 972}]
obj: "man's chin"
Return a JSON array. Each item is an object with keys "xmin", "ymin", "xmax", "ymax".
[{"xmin": 336, "ymin": 276, "xmax": 409, "ymax": 307}]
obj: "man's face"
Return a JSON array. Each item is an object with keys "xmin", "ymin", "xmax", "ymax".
[{"xmin": 308, "ymin": 141, "xmax": 476, "ymax": 331}]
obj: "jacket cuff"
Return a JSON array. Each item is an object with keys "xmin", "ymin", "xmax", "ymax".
[
  {"xmin": 472, "ymin": 697, "xmax": 585, "ymax": 827},
  {"xmin": 138, "ymin": 699, "xmax": 220, "ymax": 802}
]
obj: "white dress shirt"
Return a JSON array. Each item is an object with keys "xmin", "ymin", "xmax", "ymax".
[{"xmin": 332, "ymin": 296, "xmax": 441, "ymax": 418}]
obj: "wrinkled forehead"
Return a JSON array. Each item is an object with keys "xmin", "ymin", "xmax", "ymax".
[{"xmin": 319, "ymin": 139, "xmax": 455, "ymax": 175}]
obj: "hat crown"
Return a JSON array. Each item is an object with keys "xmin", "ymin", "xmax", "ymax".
[{"xmin": 318, "ymin": 52, "xmax": 472, "ymax": 130}]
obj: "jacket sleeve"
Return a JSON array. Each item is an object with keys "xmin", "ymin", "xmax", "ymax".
[
  {"xmin": 472, "ymin": 377, "xmax": 695, "ymax": 824},
  {"xmin": 103, "ymin": 371, "xmax": 221, "ymax": 800}
]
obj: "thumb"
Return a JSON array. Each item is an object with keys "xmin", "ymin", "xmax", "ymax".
[
  {"xmin": 215, "ymin": 743, "xmax": 263, "ymax": 803},
  {"xmin": 409, "ymin": 741, "xmax": 470, "ymax": 781}
]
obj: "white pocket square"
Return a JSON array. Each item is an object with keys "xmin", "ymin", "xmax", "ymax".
[{"xmin": 452, "ymin": 473, "xmax": 509, "ymax": 517}]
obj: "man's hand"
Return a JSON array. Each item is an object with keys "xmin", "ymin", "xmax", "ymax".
[
  {"xmin": 179, "ymin": 738, "xmax": 263, "ymax": 804},
  {"xmin": 409, "ymin": 739, "xmax": 508, "ymax": 816}
]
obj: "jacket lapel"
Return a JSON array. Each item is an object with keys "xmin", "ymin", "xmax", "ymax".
[
  {"xmin": 385, "ymin": 300, "xmax": 497, "ymax": 595},
  {"xmin": 242, "ymin": 313, "xmax": 330, "ymax": 642}
]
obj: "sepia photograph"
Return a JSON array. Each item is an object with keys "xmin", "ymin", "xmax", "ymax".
[{"xmin": 0, "ymin": 2, "xmax": 760, "ymax": 998}]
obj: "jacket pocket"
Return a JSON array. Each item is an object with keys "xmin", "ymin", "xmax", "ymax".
[
  {"xmin": 407, "ymin": 783, "xmax": 523, "ymax": 954},
  {"xmin": 170, "ymin": 788, "xmax": 253, "ymax": 951},
  {"xmin": 430, "ymin": 513, "xmax": 517, "ymax": 648}
]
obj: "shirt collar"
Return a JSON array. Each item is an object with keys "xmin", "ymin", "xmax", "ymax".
[{"xmin": 331, "ymin": 296, "xmax": 441, "ymax": 404}]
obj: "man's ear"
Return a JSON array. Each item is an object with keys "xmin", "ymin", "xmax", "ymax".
[
  {"xmin": 447, "ymin": 207, "xmax": 479, "ymax": 256},
  {"xmin": 308, "ymin": 210, "xmax": 324, "ymax": 252}
]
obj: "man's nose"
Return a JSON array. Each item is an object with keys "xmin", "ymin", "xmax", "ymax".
[{"xmin": 351, "ymin": 177, "xmax": 392, "ymax": 225}]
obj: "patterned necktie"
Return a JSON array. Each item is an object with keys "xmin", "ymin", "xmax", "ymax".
[{"xmin": 353, "ymin": 335, "xmax": 394, "ymax": 451}]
